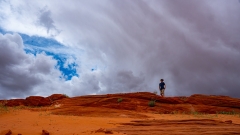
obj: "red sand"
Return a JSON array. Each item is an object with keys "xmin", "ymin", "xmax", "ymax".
[
  {"xmin": 1, "ymin": 108, "xmax": 240, "ymax": 135},
  {"xmin": 1, "ymin": 92, "xmax": 240, "ymax": 135}
]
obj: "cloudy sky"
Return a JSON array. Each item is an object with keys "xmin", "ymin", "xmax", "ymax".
[{"xmin": 0, "ymin": 0, "xmax": 240, "ymax": 99}]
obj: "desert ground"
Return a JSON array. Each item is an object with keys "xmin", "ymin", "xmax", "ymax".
[{"xmin": 1, "ymin": 92, "xmax": 240, "ymax": 135}]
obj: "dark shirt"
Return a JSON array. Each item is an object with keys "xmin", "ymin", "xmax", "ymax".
[{"xmin": 159, "ymin": 82, "xmax": 165, "ymax": 90}]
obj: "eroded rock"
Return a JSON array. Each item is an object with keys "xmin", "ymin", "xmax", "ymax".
[
  {"xmin": 5, "ymin": 99, "xmax": 26, "ymax": 106},
  {"xmin": 48, "ymin": 94, "xmax": 67, "ymax": 101},
  {"xmin": 26, "ymin": 96, "xmax": 51, "ymax": 106},
  {"xmin": 42, "ymin": 130, "xmax": 49, "ymax": 135},
  {"xmin": 0, "ymin": 129, "xmax": 12, "ymax": 135},
  {"xmin": 225, "ymin": 120, "xmax": 232, "ymax": 124}
]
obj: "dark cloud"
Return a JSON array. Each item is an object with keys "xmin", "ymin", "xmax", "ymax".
[
  {"xmin": 69, "ymin": 0, "xmax": 240, "ymax": 97},
  {"xmin": 102, "ymin": 70, "xmax": 148, "ymax": 94},
  {"xmin": 0, "ymin": 33, "xmax": 60, "ymax": 99},
  {"xmin": 0, "ymin": 33, "xmax": 39, "ymax": 98},
  {"xmin": 1, "ymin": 0, "xmax": 240, "ymax": 98},
  {"xmin": 38, "ymin": 8, "xmax": 60, "ymax": 35},
  {"xmin": 156, "ymin": 0, "xmax": 240, "ymax": 97}
]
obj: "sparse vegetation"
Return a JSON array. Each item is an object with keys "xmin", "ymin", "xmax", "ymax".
[
  {"xmin": 170, "ymin": 110, "xmax": 240, "ymax": 118},
  {"xmin": 191, "ymin": 111, "xmax": 204, "ymax": 116},
  {"xmin": 216, "ymin": 110, "xmax": 238, "ymax": 115},
  {"xmin": 63, "ymin": 94, "xmax": 69, "ymax": 98},
  {"xmin": 0, "ymin": 102, "xmax": 9, "ymax": 114},
  {"xmin": 38, "ymin": 110, "xmax": 51, "ymax": 116},
  {"xmin": 117, "ymin": 98, "xmax": 123, "ymax": 103},
  {"xmin": 153, "ymin": 91, "xmax": 158, "ymax": 95},
  {"xmin": 179, "ymin": 97, "xmax": 187, "ymax": 101},
  {"xmin": 148, "ymin": 100, "xmax": 156, "ymax": 107},
  {"xmin": 171, "ymin": 110, "xmax": 179, "ymax": 114}
]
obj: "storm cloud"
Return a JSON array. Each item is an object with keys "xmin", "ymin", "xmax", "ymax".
[
  {"xmin": 0, "ymin": 0, "xmax": 240, "ymax": 99},
  {"xmin": 0, "ymin": 33, "xmax": 62, "ymax": 99}
]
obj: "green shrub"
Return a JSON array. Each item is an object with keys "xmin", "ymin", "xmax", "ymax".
[
  {"xmin": 63, "ymin": 94, "xmax": 69, "ymax": 98},
  {"xmin": 0, "ymin": 103, "xmax": 8, "ymax": 113},
  {"xmin": 216, "ymin": 110, "xmax": 238, "ymax": 115},
  {"xmin": 179, "ymin": 97, "xmax": 187, "ymax": 101},
  {"xmin": 117, "ymin": 98, "xmax": 123, "ymax": 103},
  {"xmin": 148, "ymin": 100, "xmax": 155, "ymax": 107}
]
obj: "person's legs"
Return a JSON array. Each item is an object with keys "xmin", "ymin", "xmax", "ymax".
[{"xmin": 160, "ymin": 89, "xmax": 165, "ymax": 97}]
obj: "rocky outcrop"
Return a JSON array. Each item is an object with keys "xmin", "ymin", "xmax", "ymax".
[
  {"xmin": 42, "ymin": 130, "xmax": 49, "ymax": 135},
  {"xmin": 0, "ymin": 129, "xmax": 12, "ymax": 135},
  {"xmin": 5, "ymin": 99, "xmax": 26, "ymax": 107},
  {"xmin": 48, "ymin": 94, "xmax": 67, "ymax": 101},
  {"xmin": 0, "ymin": 129, "xmax": 49, "ymax": 135},
  {"xmin": 25, "ymin": 96, "xmax": 51, "ymax": 106},
  {"xmin": 0, "ymin": 94, "xmax": 67, "ymax": 107},
  {"xmin": 186, "ymin": 94, "xmax": 240, "ymax": 109},
  {"xmin": 51, "ymin": 92, "xmax": 240, "ymax": 115},
  {"xmin": 95, "ymin": 128, "xmax": 113, "ymax": 134},
  {"xmin": 113, "ymin": 119, "xmax": 240, "ymax": 135},
  {"xmin": 1, "ymin": 92, "xmax": 240, "ymax": 115}
]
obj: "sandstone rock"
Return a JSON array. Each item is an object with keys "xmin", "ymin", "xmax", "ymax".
[
  {"xmin": 26, "ymin": 96, "xmax": 51, "ymax": 106},
  {"xmin": 5, "ymin": 99, "xmax": 26, "ymax": 106},
  {"xmin": 0, "ymin": 129, "xmax": 12, "ymax": 135},
  {"xmin": 95, "ymin": 128, "xmax": 105, "ymax": 133},
  {"xmin": 42, "ymin": 130, "xmax": 49, "ymax": 135},
  {"xmin": 107, "ymin": 92, "xmax": 157, "ymax": 100},
  {"xmin": 2, "ymin": 92, "xmax": 240, "ymax": 116},
  {"xmin": 156, "ymin": 97, "xmax": 183, "ymax": 104},
  {"xmin": 105, "ymin": 130, "xmax": 113, "ymax": 134},
  {"xmin": 48, "ymin": 94, "xmax": 67, "ymax": 101},
  {"xmin": 186, "ymin": 94, "xmax": 240, "ymax": 108},
  {"xmin": 116, "ymin": 119, "xmax": 240, "ymax": 135},
  {"xmin": 225, "ymin": 120, "xmax": 232, "ymax": 124},
  {"xmin": 50, "ymin": 92, "xmax": 240, "ymax": 116},
  {"xmin": 95, "ymin": 128, "xmax": 113, "ymax": 134}
]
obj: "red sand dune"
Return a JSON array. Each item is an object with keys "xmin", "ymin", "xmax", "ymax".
[{"xmin": 1, "ymin": 92, "xmax": 240, "ymax": 135}]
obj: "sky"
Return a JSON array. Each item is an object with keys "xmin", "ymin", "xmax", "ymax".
[{"xmin": 0, "ymin": 0, "xmax": 240, "ymax": 99}]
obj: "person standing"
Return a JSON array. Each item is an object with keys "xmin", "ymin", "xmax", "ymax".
[{"xmin": 159, "ymin": 79, "xmax": 166, "ymax": 97}]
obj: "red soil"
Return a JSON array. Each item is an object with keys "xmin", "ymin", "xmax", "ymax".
[{"xmin": 1, "ymin": 92, "xmax": 240, "ymax": 135}]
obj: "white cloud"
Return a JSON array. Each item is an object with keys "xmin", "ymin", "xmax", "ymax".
[
  {"xmin": 0, "ymin": 0, "xmax": 49, "ymax": 36},
  {"xmin": 0, "ymin": 33, "xmax": 63, "ymax": 99}
]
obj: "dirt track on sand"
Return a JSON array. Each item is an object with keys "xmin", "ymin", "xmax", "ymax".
[{"xmin": 1, "ymin": 108, "xmax": 240, "ymax": 135}]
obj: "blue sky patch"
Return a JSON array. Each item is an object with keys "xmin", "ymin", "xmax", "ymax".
[
  {"xmin": 0, "ymin": 28, "xmax": 7, "ymax": 34},
  {"xmin": 20, "ymin": 33, "xmax": 63, "ymax": 48},
  {"xmin": 0, "ymin": 28, "xmax": 79, "ymax": 80},
  {"xmin": 22, "ymin": 34, "xmax": 79, "ymax": 80}
]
